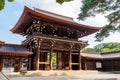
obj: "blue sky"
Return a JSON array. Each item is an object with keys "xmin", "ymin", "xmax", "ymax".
[
  {"xmin": 0, "ymin": 0, "xmax": 120, "ymax": 47},
  {"xmin": 0, "ymin": 1, "xmax": 24, "ymax": 44}
]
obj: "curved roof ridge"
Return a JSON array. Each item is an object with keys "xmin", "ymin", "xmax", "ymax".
[
  {"xmin": 34, "ymin": 7, "xmax": 74, "ymax": 22},
  {"xmin": 11, "ymin": 6, "xmax": 101, "ymax": 36}
]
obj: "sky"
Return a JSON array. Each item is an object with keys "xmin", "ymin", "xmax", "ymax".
[{"xmin": 0, "ymin": 0, "xmax": 120, "ymax": 48}]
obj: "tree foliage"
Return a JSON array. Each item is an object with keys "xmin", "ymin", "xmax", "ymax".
[
  {"xmin": 56, "ymin": 0, "xmax": 73, "ymax": 4},
  {"xmin": 0, "ymin": 0, "xmax": 14, "ymax": 10},
  {"xmin": 47, "ymin": 53, "xmax": 57, "ymax": 64},
  {"xmin": 1, "ymin": 0, "xmax": 120, "ymax": 41},
  {"xmin": 57, "ymin": 0, "xmax": 120, "ymax": 41},
  {"xmin": 82, "ymin": 48, "xmax": 95, "ymax": 53},
  {"xmin": 82, "ymin": 42, "xmax": 120, "ymax": 53}
]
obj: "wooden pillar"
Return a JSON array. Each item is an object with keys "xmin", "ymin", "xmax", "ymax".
[
  {"xmin": 34, "ymin": 39, "xmax": 42, "ymax": 70},
  {"xmin": 78, "ymin": 50, "xmax": 81, "ymax": 70},
  {"xmin": 50, "ymin": 47, "xmax": 53, "ymax": 70},
  {"xmin": 56, "ymin": 52, "xmax": 58, "ymax": 69},
  {"xmin": 0, "ymin": 56, "xmax": 3, "ymax": 72},
  {"xmin": 57, "ymin": 52, "xmax": 62, "ymax": 70},
  {"xmin": 69, "ymin": 43, "xmax": 73, "ymax": 70},
  {"xmin": 27, "ymin": 57, "xmax": 31, "ymax": 70},
  {"xmin": 17, "ymin": 57, "xmax": 22, "ymax": 72},
  {"xmin": 69, "ymin": 49, "xmax": 72, "ymax": 70},
  {"xmin": 35, "ymin": 48, "xmax": 40, "ymax": 70},
  {"xmin": 111, "ymin": 60, "xmax": 114, "ymax": 71},
  {"xmin": 50, "ymin": 40, "xmax": 54, "ymax": 70},
  {"xmin": 62, "ymin": 52, "xmax": 65, "ymax": 69},
  {"xmin": 84, "ymin": 59, "xmax": 87, "ymax": 70}
]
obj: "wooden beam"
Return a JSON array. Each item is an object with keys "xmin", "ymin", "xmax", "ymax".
[
  {"xmin": 40, "ymin": 50, "xmax": 50, "ymax": 52},
  {"xmin": 71, "ymin": 63, "xmax": 79, "ymax": 65},
  {"xmin": 39, "ymin": 62, "xmax": 49, "ymax": 64}
]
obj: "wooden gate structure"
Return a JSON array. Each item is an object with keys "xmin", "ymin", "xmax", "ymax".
[
  {"xmin": 10, "ymin": 6, "xmax": 100, "ymax": 70},
  {"xmin": 81, "ymin": 52, "xmax": 120, "ymax": 71},
  {"xmin": 0, "ymin": 43, "xmax": 32, "ymax": 72}
]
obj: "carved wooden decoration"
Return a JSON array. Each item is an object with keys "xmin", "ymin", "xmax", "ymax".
[{"xmin": 22, "ymin": 18, "xmax": 88, "ymax": 70}]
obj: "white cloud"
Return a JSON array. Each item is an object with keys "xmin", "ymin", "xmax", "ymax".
[
  {"xmin": 16, "ymin": 0, "xmax": 108, "ymax": 27},
  {"xmin": 15, "ymin": 0, "xmax": 81, "ymax": 17}
]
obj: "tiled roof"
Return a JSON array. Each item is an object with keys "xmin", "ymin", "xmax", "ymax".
[
  {"xmin": 0, "ymin": 44, "xmax": 32, "ymax": 56},
  {"xmin": 11, "ymin": 6, "xmax": 101, "ymax": 36},
  {"xmin": 34, "ymin": 8, "xmax": 74, "ymax": 22},
  {"xmin": 0, "ymin": 44, "xmax": 27, "ymax": 52},
  {"xmin": 81, "ymin": 51, "xmax": 120, "ymax": 60},
  {"xmin": 0, "ymin": 41, "xmax": 4, "ymax": 46}
]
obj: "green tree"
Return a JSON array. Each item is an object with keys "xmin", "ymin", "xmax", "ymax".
[
  {"xmin": 111, "ymin": 48, "xmax": 120, "ymax": 52},
  {"xmin": 82, "ymin": 48, "xmax": 95, "ymax": 53},
  {"xmin": 101, "ymin": 48, "xmax": 111, "ymax": 53},
  {"xmin": 82, "ymin": 42, "xmax": 120, "ymax": 53},
  {"xmin": 57, "ymin": 0, "xmax": 120, "ymax": 41},
  {"xmin": 56, "ymin": 0, "xmax": 73, "ymax": 4},
  {"xmin": 94, "ymin": 42, "xmax": 120, "ymax": 52},
  {"xmin": 0, "ymin": 0, "xmax": 14, "ymax": 10}
]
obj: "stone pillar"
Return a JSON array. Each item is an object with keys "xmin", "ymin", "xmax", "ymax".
[{"xmin": 0, "ymin": 56, "xmax": 3, "ymax": 72}]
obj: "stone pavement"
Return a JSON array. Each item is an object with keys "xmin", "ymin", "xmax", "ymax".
[
  {"xmin": 7, "ymin": 71, "xmax": 120, "ymax": 80},
  {"xmin": 10, "ymin": 76, "xmax": 82, "ymax": 80},
  {"xmin": 0, "ymin": 72, "xmax": 9, "ymax": 80},
  {"xmin": 9, "ymin": 75, "xmax": 120, "ymax": 80},
  {"xmin": 2, "ymin": 70, "xmax": 120, "ymax": 80}
]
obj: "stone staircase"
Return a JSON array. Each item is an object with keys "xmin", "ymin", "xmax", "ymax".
[{"xmin": 0, "ymin": 72, "xmax": 9, "ymax": 80}]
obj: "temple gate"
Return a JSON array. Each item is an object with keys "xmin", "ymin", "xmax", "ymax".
[{"xmin": 11, "ymin": 6, "xmax": 100, "ymax": 70}]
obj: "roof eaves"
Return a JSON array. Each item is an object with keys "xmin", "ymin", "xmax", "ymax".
[
  {"xmin": 11, "ymin": 6, "xmax": 101, "ymax": 34},
  {"xmin": 0, "ymin": 51, "xmax": 33, "ymax": 56}
]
